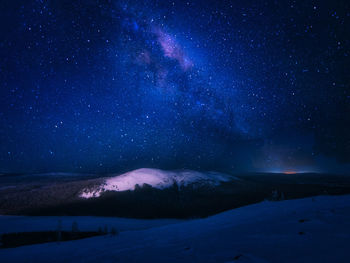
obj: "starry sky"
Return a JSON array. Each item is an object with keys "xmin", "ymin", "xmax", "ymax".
[{"xmin": 0, "ymin": 0, "xmax": 349, "ymax": 174}]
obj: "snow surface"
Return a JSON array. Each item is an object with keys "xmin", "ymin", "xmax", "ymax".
[
  {"xmin": 1, "ymin": 195, "xmax": 350, "ymax": 263},
  {"xmin": 80, "ymin": 168, "xmax": 235, "ymax": 198}
]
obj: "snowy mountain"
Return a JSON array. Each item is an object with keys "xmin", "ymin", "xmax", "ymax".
[
  {"xmin": 80, "ymin": 168, "xmax": 236, "ymax": 198},
  {"xmin": 2, "ymin": 171, "xmax": 350, "ymax": 218}
]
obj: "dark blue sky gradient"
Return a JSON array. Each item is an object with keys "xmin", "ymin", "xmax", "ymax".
[{"xmin": 0, "ymin": 0, "xmax": 349, "ymax": 174}]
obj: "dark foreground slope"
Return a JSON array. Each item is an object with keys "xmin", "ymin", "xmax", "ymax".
[
  {"xmin": 1, "ymin": 195, "xmax": 350, "ymax": 263},
  {"xmin": 1, "ymin": 172, "xmax": 350, "ymax": 218}
]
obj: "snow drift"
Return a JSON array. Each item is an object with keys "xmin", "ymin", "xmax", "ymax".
[
  {"xmin": 80, "ymin": 168, "xmax": 235, "ymax": 198},
  {"xmin": 1, "ymin": 195, "xmax": 350, "ymax": 263}
]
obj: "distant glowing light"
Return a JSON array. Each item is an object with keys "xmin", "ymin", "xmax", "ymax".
[
  {"xmin": 264, "ymin": 166, "xmax": 319, "ymax": 174},
  {"xmin": 283, "ymin": 170, "xmax": 297, "ymax": 175}
]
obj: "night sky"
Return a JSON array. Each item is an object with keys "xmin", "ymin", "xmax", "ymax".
[{"xmin": 0, "ymin": 0, "xmax": 349, "ymax": 174}]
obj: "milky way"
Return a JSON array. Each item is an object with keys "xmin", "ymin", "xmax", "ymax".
[{"xmin": 0, "ymin": 0, "xmax": 349, "ymax": 173}]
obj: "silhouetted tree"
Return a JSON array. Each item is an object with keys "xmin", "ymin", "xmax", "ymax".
[
  {"xmin": 110, "ymin": 227, "xmax": 118, "ymax": 236},
  {"xmin": 56, "ymin": 219, "xmax": 62, "ymax": 242},
  {"xmin": 72, "ymin": 221, "xmax": 79, "ymax": 233}
]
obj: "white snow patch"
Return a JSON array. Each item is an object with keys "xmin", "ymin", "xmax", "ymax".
[{"xmin": 80, "ymin": 168, "xmax": 235, "ymax": 198}]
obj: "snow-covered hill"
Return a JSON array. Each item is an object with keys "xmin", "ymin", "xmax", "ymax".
[
  {"xmin": 1, "ymin": 195, "xmax": 350, "ymax": 262},
  {"xmin": 80, "ymin": 168, "xmax": 235, "ymax": 198}
]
